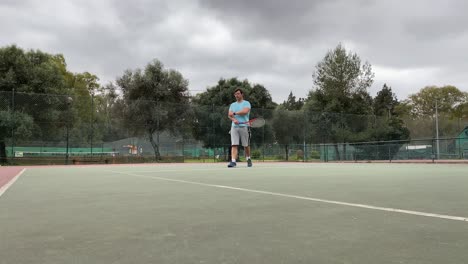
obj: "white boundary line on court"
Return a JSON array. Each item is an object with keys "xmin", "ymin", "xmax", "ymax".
[
  {"xmin": 126, "ymin": 166, "xmax": 310, "ymax": 173},
  {"xmin": 0, "ymin": 168, "xmax": 26, "ymax": 198},
  {"xmin": 107, "ymin": 170, "xmax": 468, "ymax": 223}
]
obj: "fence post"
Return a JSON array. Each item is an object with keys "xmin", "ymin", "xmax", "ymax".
[
  {"xmin": 90, "ymin": 92, "xmax": 94, "ymax": 158},
  {"xmin": 212, "ymin": 104, "xmax": 215, "ymax": 162},
  {"xmin": 182, "ymin": 136, "xmax": 185, "ymax": 163},
  {"xmin": 65, "ymin": 96, "xmax": 73, "ymax": 165},
  {"xmin": 388, "ymin": 145, "xmax": 392, "ymax": 163},
  {"xmin": 406, "ymin": 141, "xmax": 410, "ymax": 160},
  {"xmin": 459, "ymin": 137, "xmax": 462, "ymax": 159},
  {"xmin": 353, "ymin": 145, "xmax": 357, "ymax": 162},
  {"xmin": 11, "ymin": 88, "xmax": 16, "ymax": 161},
  {"xmin": 262, "ymin": 107, "xmax": 265, "ymax": 162},
  {"xmin": 303, "ymin": 110, "xmax": 306, "ymax": 162},
  {"xmin": 431, "ymin": 139, "xmax": 435, "ymax": 163}
]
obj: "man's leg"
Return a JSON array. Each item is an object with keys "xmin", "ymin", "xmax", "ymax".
[
  {"xmin": 245, "ymin": 146, "xmax": 252, "ymax": 167},
  {"xmin": 228, "ymin": 127, "xmax": 238, "ymax": 167},
  {"xmin": 228, "ymin": 146, "xmax": 238, "ymax": 167},
  {"xmin": 245, "ymin": 146, "xmax": 250, "ymax": 158},
  {"xmin": 241, "ymin": 127, "xmax": 252, "ymax": 167},
  {"xmin": 231, "ymin": 145, "xmax": 238, "ymax": 161}
]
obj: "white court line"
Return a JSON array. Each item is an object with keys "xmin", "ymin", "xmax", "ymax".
[
  {"xmin": 0, "ymin": 168, "xmax": 26, "ymax": 198},
  {"xmin": 122, "ymin": 165, "xmax": 320, "ymax": 173},
  {"xmin": 107, "ymin": 170, "xmax": 468, "ymax": 223}
]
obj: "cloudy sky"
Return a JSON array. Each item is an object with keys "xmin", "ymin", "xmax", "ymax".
[{"xmin": 1, "ymin": 0, "xmax": 467, "ymax": 103}]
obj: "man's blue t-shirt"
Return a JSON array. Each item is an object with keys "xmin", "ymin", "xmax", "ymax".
[{"xmin": 229, "ymin": 100, "xmax": 251, "ymax": 127}]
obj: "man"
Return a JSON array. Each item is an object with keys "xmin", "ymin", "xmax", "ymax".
[{"xmin": 227, "ymin": 88, "xmax": 252, "ymax": 168}]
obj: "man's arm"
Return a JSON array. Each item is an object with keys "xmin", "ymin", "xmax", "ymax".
[
  {"xmin": 234, "ymin": 101, "xmax": 251, "ymax": 116},
  {"xmin": 228, "ymin": 108, "xmax": 239, "ymax": 124},
  {"xmin": 232, "ymin": 107, "xmax": 250, "ymax": 116}
]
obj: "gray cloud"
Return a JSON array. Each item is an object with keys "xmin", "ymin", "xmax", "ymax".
[{"xmin": 1, "ymin": 0, "xmax": 467, "ymax": 103}]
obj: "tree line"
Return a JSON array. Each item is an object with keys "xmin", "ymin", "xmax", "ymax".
[{"xmin": 1, "ymin": 44, "xmax": 467, "ymax": 163}]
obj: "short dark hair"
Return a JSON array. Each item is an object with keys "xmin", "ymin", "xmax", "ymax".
[{"xmin": 234, "ymin": 88, "xmax": 243, "ymax": 94}]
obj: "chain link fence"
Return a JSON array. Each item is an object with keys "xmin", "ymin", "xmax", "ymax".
[{"xmin": 1, "ymin": 91, "xmax": 467, "ymax": 165}]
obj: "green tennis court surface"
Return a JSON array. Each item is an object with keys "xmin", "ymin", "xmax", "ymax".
[{"xmin": 1, "ymin": 163, "xmax": 467, "ymax": 264}]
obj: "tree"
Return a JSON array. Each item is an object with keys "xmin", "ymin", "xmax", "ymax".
[
  {"xmin": 405, "ymin": 85, "xmax": 467, "ymax": 138},
  {"xmin": 94, "ymin": 83, "xmax": 128, "ymax": 143},
  {"xmin": 453, "ymin": 98, "xmax": 468, "ymax": 118},
  {"xmin": 191, "ymin": 78, "xmax": 276, "ymax": 160},
  {"xmin": 360, "ymin": 84, "xmax": 410, "ymax": 159},
  {"xmin": 408, "ymin": 85, "xmax": 466, "ymax": 118},
  {"xmin": 305, "ymin": 43, "xmax": 374, "ymax": 159},
  {"xmin": 283, "ymin": 91, "xmax": 304, "ymax": 111},
  {"xmin": 311, "ymin": 43, "xmax": 374, "ymax": 112},
  {"xmin": 270, "ymin": 91, "xmax": 306, "ymax": 160},
  {"xmin": 0, "ymin": 45, "xmax": 72, "ymax": 162},
  {"xmin": 116, "ymin": 59, "xmax": 191, "ymax": 160},
  {"xmin": 70, "ymin": 72, "xmax": 103, "ymax": 147},
  {"xmin": 0, "ymin": 111, "xmax": 34, "ymax": 164},
  {"xmin": 48, "ymin": 53, "xmax": 106, "ymax": 148},
  {"xmin": 373, "ymin": 84, "xmax": 398, "ymax": 118},
  {"xmin": 271, "ymin": 105, "xmax": 304, "ymax": 160}
]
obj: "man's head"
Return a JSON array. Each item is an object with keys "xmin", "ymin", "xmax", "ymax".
[{"xmin": 234, "ymin": 88, "xmax": 244, "ymax": 102}]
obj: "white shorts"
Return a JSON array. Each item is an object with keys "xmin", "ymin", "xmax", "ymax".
[{"xmin": 230, "ymin": 126, "xmax": 251, "ymax": 147}]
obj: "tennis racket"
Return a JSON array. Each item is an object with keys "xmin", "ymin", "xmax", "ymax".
[{"xmin": 239, "ymin": 117, "xmax": 265, "ymax": 128}]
